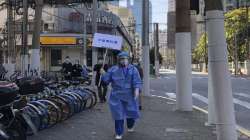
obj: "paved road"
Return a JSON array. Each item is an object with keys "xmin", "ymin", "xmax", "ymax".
[{"xmin": 152, "ymin": 70, "xmax": 250, "ymax": 132}]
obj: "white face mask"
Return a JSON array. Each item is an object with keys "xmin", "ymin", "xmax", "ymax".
[{"xmin": 119, "ymin": 59, "xmax": 129, "ymax": 66}]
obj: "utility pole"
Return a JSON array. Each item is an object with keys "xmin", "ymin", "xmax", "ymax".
[
  {"xmin": 247, "ymin": 2, "xmax": 249, "ymax": 57},
  {"xmin": 91, "ymin": 0, "xmax": 98, "ymax": 86},
  {"xmin": 234, "ymin": 34, "xmax": 238, "ymax": 75},
  {"xmin": 175, "ymin": 0, "xmax": 193, "ymax": 111},
  {"xmin": 142, "ymin": 0, "xmax": 150, "ymax": 96},
  {"xmin": 233, "ymin": 0, "xmax": 240, "ymax": 76},
  {"xmin": 154, "ymin": 23, "xmax": 159, "ymax": 77},
  {"xmin": 21, "ymin": 0, "xmax": 29, "ymax": 74},
  {"xmin": 83, "ymin": 13, "xmax": 87, "ymax": 66},
  {"xmin": 205, "ymin": 0, "xmax": 237, "ymax": 139},
  {"xmin": 7, "ymin": 0, "xmax": 14, "ymax": 64},
  {"xmin": 30, "ymin": 0, "xmax": 43, "ymax": 74},
  {"xmin": 246, "ymin": 2, "xmax": 250, "ymax": 75},
  {"xmin": 79, "ymin": 8, "xmax": 87, "ymax": 66}
]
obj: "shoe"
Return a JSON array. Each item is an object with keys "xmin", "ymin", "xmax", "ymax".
[
  {"xmin": 127, "ymin": 127, "xmax": 135, "ymax": 133},
  {"xmin": 115, "ymin": 135, "xmax": 123, "ymax": 140}
]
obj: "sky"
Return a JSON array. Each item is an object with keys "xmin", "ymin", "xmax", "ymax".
[{"xmin": 119, "ymin": 0, "xmax": 168, "ymax": 29}]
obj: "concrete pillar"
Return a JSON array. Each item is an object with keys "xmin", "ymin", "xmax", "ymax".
[
  {"xmin": 30, "ymin": 0, "xmax": 43, "ymax": 75},
  {"xmin": 206, "ymin": 10, "xmax": 237, "ymax": 140},
  {"xmin": 175, "ymin": 0, "xmax": 193, "ymax": 111}
]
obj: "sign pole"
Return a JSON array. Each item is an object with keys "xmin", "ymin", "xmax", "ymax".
[{"xmin": 98, "ymin": 49, "xmax": 108, "ymax": 87}]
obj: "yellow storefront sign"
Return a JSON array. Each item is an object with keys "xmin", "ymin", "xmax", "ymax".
[{"xmin": 40, "ymin": 36, "xmax": 77, "ymax": 45}]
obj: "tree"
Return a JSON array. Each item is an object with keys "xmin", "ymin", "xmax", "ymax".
[
  {"xmin": 192, "ymin": 33, "xmax": 207, "ymax": 64},
  {"xmin": 225, "ymin": 8, "xmax": 250, "ymax": 62},
  {"xmin": 193, "ymin": 8, "xmax": 250, "ymax": 63}
]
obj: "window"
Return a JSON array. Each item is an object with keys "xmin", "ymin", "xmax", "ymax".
[{"xmin": 51, "ymin": 49, "xmax": 62, "ymax": 66}]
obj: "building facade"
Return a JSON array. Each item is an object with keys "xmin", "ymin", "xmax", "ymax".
[
  {"xmin": 0, "ymin": 3, "xmax": 134, "ymax": 73},
  {"xmin": 128, "ymin": 0, "xmax": 152, "ymax": 37}
]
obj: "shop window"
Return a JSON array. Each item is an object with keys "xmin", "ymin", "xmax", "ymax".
[{"xmin": 51, "ymin": 49, "xmax": 62, "ymax": 66}]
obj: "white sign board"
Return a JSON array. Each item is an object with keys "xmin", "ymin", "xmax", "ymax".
[{"xmin": 92, "ymin": 33, "xmax": 123, "ymax": 50}]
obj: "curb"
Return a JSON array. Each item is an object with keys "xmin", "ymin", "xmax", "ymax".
[{"xmin": 151, "ymin": 95, "xmax": 250, "ymax": 138}]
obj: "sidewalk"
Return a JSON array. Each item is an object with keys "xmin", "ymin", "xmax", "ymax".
[{"xmin": 28, "ymin": 96, "xmax": 217, "ymax": 140}]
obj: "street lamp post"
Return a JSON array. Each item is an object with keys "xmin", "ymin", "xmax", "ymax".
[
  {"xmin": 142, "ymin": 0, "xmax": 150, "ymax": 96},
  {"xmin": 154, "ymin": 23, "xmax": 159, "ymax": 77},
  {"xmin": 21, "ymin": 0, "xmax": 29, "ymax": 75},
  {"xmin": 91, "ymin": 0, "xmax": 98, "ymax": 87}
]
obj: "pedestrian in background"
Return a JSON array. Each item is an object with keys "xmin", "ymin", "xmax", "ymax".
[
  {"xmin": 133, "ymin": 60, "xmax": 143, "ymax": 110},
  {"xmin": 72, "ymin": 60, "xmax": 82, "ymax": 78},
  {"xmin": 62, "ymin": 56, "xmax": 73, "ymax": 80},
  {"xmin": 101, "ymin": 51, "xmax": 142, "ymax": 140},
  {"xmin": 94, "ymin": 57, "xmax": 109, "ymax": 103}
]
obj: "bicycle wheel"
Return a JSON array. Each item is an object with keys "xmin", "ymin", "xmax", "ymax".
[
  {"xmin": 37, "ymin": 100, "xmax": 61, "ymax": 127},
  {"xmin": 83, "ymin": 88, "xmax": 98, "ymax": 107},
  {"xmin": 27, "ymin": 102, "xmax": 49, "ymax": 130},
  {"xmin": 48, "ymin": 97, "xmax": 70, "ymax": 121},
  {"xmin": 55, "ymin": 95, "xmax": 74, "ymax": 118},
  {"xmin": 63, "ymin": 92, "xmax": 82, "ymax": 113},
  {"xmin": 7, "ymin": 119, "xmax": 26, "ymax": 140},
  {"xmin": 75, "ymin": 88, "xmax": 96, "ymax": 109},
  {"xmin": 59, "ymin": 94, "xmax": 78, "ymax": 114},
  {"xmin": 78, "ymin": 90, "xmax": 93, "ymax": 109},
  {"xmin": 68, "ymin": 90, "xmax": 87, "ymax": 111},
  {"xmin": 22, "ymin": 106, "xmax": 40, "ymax": 136},
  {"xmin": 68, "ymin": 92, "xmax": 86, "ymax": 111}
]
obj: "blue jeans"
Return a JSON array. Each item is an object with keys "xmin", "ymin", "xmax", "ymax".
[{"xmin": 115, "ymin": 118, "xmax": 135, "ymax": 135}]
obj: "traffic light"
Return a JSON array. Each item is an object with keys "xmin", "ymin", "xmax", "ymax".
[{"xmin": 190, "ymin": 0, "xmax": 199, "ymax": 14}]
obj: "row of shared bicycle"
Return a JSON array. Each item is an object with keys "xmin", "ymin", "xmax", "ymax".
[{"xmin": 0, "ymin": 74, "xmax": 96, "ymax": 140}]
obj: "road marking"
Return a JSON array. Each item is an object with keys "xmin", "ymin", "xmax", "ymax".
[
  {"xmin": 234, "ymin": 93, "xmax": 250, "ymax": 99},
  {"xmin": 166, "ymin": 92, "xmax": 250, "ymax": 110},
  {"xmin": 165, "ymin": 92, "xmax": 176, "ymax": 99},
  {"xmin": 233, "ymin": 98, "xmax": 250, "ymax": 110},
  {"xmin": 192, "ymin": 93, "xmax": 208, "ymax": 104},
  {"xmin": 166, "ymin": 92, "xmax": 209, "ymax": 104}
]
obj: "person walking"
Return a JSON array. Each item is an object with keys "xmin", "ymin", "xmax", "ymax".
[
  {"xmin": 101, "ymin": 51, "xmax": 142, "ymax": 140},
  {"xmin": 94, "ymin": 58, "xmax": 109, "ymax": 103},
  {"xmin": 133, "ymin": 61, "xmax": 143, "ymax": 110}
]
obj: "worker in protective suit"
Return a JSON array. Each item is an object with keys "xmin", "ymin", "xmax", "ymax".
[{"xmin": 101, "ymin": 51, "xmax": 142, "ymax": 140}]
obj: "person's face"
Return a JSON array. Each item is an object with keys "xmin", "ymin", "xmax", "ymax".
[{"xmin": 119, "ymin": 57, "xmax": 129, "ymax": 66}]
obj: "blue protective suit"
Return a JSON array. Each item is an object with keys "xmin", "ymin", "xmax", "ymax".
[{"xmin": 102, "ymin": 64, "xmax": 142, "ymax": 120}]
